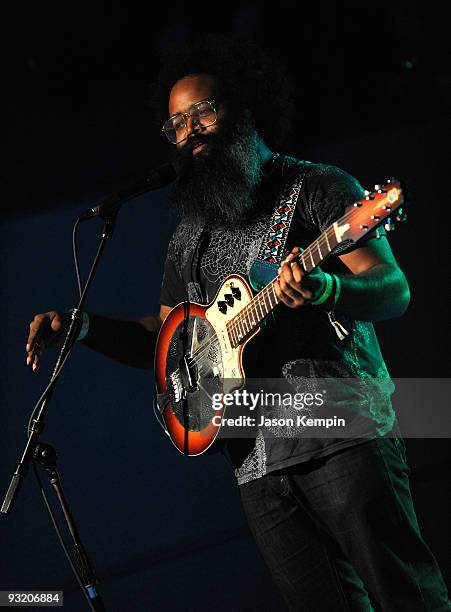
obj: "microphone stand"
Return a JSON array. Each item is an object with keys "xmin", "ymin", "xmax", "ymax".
[{"xmin": 2, "ymin": 211, "xmax": 118, "ymax": 611}]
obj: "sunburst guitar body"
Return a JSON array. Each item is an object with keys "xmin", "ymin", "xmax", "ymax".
[{"xmin": 154, "ymin": 275, "xmax": 259, "ymax": 455}]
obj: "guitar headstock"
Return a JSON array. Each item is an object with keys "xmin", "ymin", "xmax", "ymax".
[{"xmin": 337, "ymin": 179, "xmax": 405, "ymax": 243}]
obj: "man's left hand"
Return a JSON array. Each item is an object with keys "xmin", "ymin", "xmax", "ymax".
[{"xmin": 275, "ymin": 246, "xmax": 327, "ymax": 309}]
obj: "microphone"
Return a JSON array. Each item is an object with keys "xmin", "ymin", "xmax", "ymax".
[{"xmin": 78, "ymin": 162, "xmax": 176, "ymax": 221}]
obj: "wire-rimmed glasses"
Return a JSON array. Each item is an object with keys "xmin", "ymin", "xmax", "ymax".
[{"xmin": 162, "ymin": 99, "xmax": 217, "ymax": 144}]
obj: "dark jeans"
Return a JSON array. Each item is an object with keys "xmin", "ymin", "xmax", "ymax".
[{"xmin": 240, "ymin": 438, "xmax": 450, "ymax": 611}]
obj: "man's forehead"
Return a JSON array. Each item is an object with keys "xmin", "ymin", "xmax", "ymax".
[{"xmin": 168, "ymin": 73, "xmax": 218, "ymax": 115}]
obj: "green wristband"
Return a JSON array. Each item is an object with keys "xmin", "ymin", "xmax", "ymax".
[
  {"xmin": 311, "ymin": 273, "xmax": 334, "ymax": 305},
  {"xmin": 333, "ymin": 274, "xmax": 342, "ymax": 307}
]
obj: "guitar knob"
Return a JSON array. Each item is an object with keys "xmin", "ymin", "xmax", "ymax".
[
  {"xmin": 231, "ymin": 287, "xmax": 241, "ymax": 300},
  {"xmin": 224, "ymin": 293, "xmax": 234, "ymax": 307},
  {"xmin": 218, "ymin": 301, "xmax": 227, "ymax": 314}
]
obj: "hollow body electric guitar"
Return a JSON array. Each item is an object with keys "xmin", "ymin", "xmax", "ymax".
[{"xmin": 154, "ymin": 180, "xmax": 405, "ymax": 455}]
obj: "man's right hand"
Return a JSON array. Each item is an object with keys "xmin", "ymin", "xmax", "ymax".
[
  {"xmin": 25, "ymin": 307, "xmax": 169, "ymax": 372},
  {"xmin": 26, "ymin": 311, "xmax": 71, "ymax": 372}
]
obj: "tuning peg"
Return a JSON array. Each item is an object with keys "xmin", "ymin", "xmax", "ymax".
[
  {"xmin": 384, "ymin": 218, "xmax": 396, "ymax": 232},
  {"xmin": 395, "ymin": 207, "xmax": 408, "ymax": 223},
  {"xmin": 374, "ymin": 184, "xmax": 388, "ymax": 194}
]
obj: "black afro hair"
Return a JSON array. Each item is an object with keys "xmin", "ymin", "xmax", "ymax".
[{"xmin": 152, "ymin": 33, "xmax": 295, "ymax": 150}]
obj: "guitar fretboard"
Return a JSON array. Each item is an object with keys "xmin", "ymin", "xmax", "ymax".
[{"xmin": 226, "ymin": 224, "xmax": 341, "ymax": 348}]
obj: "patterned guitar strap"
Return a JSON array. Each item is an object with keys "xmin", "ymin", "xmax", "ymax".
[{"xmin": 248, "ymin": 155, "xmax": 307, "ymax": 291}]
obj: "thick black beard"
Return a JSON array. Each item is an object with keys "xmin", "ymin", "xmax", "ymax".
[{"xmin": 168, "ymin": 118, "xmax": 263, "ymax": 228}]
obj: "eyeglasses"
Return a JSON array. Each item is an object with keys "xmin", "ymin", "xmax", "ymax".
[{"xmin": 161, "ymin": 99, "xmax": 218, "ymax": 144}]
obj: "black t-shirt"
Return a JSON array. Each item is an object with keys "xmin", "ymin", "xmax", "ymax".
[{"xmin": 160, "ymin": 155, "xmax": 396, "ymax": 483}]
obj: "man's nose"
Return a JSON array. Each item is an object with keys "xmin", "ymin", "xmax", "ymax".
[{"xmin": 186, "ymin": 114, "xmax": 201, "ymax": 138}]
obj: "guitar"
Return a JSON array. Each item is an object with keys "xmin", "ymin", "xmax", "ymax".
[{"xmin": 154, "ymin": 180, "xmax": 405, "ymax": 455}]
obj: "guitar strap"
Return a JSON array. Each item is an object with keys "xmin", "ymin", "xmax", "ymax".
[{"xmin": 249, "ymin": 156, "xmax": 307, "ymax": 291}]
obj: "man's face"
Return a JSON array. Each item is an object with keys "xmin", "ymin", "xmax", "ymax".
[
  {"xmin": 167, "ymin": 73, "xmax": 264, "ymax": 227},
  {"xmin": 168, "ymin": 73, "xmax": 224, "ymax": 158}
]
